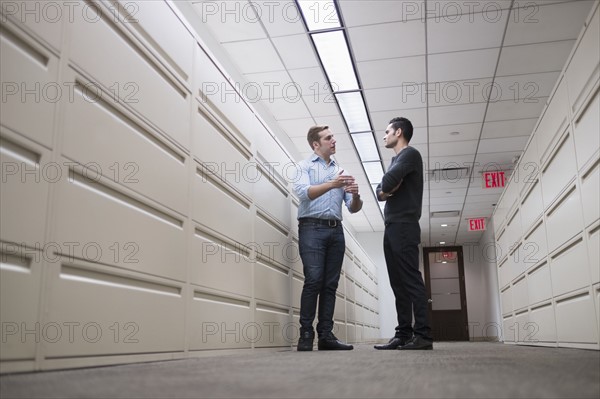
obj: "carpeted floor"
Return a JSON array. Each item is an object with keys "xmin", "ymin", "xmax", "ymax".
[{"xmin": 1, "ymin": 342, "xmax": 599, "ymax": 398}]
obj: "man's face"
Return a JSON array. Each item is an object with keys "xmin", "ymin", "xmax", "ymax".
[
  {"xmin": 383, "ymin": 123, "xmax": 399, "ymax": 148},
  {"xmin": 314, "ymin": 129, "xmax": 336, "ymax": 155}
]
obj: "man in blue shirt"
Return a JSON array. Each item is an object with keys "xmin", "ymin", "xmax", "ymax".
[{"xmin": 293, "ymin": 125, "xmax": 363, "ymax": 351}]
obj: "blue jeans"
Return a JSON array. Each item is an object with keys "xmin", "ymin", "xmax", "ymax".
[{"xmin": 298, "ymin": 222, "xmax": 345, "ymax": 336}]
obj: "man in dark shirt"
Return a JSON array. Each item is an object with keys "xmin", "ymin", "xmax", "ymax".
[{"xmin": 374, "ymin": 117, "xmax": 433, "ymax": 350}]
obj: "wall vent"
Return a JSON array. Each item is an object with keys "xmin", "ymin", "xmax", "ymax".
[{"xmin": 430, "ymin": 210, "xmax": 461, "ymax": 218}]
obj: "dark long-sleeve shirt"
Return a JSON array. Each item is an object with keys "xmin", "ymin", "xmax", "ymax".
[{"xmin": 376, "ymin": 146, "xmax": 423, "ymax": 224}]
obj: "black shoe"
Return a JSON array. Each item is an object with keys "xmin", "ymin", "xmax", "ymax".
[
  {"xmin": 374, "ymin": 336, "xmax": 409, "ymax": 350},
  {"xmin": 318, "ymin": 332, "xmax": 353, "ymax": 351},
  {"xmin": 398, "ymin": 336, "xmax": 433, "ymax": 350},
  {"xmin": 297, "ymin": 331, "xmax": 314, "ymax": 351}
]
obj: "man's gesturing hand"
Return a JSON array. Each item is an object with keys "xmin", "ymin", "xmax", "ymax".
[{"xmin": 330, "ymin": 169, "xmax": 355, "ymax": 188}]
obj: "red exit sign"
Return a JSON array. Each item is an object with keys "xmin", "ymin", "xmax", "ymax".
[
  {"xmin": 483, "ymin": 171, "xmax": 506, "ymax": 189},
  {"xmin": 468, "ymin": 218, "xmax": 486, "ymax": 231}
]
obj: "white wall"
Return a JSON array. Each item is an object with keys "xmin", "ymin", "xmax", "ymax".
[
  {"xmin": 0, "ymin": 0, "xmax": 380, "ymax": 373},
  {"xmin": 356, "ymin": 232, "xmax": 395, "ymax": 338},
  {"xmin": 492, "ymin": 3, "xmax": 599, "ymax": 350},
  {"xmin": 461, "ymin": 225, "xmax": 503, "ymax": 341},
  {"xmin": 463, "ymin": 243, "xmax": 486, "ymax": 340}
]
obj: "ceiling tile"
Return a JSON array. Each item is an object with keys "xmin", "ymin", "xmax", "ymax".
[
  {"xmin": 429, "ymin": 177, "xmax": 470, "ymax": 190},
  {"xmin": 254, "ymin": 0, "xmax": 307, "ymax": 37},
  {"xmin": 429, "ymin": 155, "xmax": 475, "ymax": 170},
  {"xmin": 277, "ymin": 118, "xmax": 316, "ymax": 138},
  {"xmin": 242, "ymin": 70, "xmax": 294, "ymax": 100},
  {"xmin": 333, "ymin": 151, "xmax": 360, "ymax": 168},
  {"xmin": 365, "ymin": 87, "xmax": 427, "ymax": 112},
  {"xmin": 318, "ymin": 115, "xmax": 349, "ymax": 136},
  {"xmin": 496, "ymin": 40, "xmax": 576, "ymax": 75},
  {"xmin": 512, "ymin": 0, "xmax": 591, "ymax": 7},
  {"xmin": 370, "ymin": 108, "xmax": 428, "ymax": 133},
  {"xmin": 334, "ymin": 161, "xmax": 364, "ymax": 180},
  {"xmin": 331, "ymin": 131, "xmax": 353, "ymax": 150},
  {"xmin": 493, "ymin": 72, "xmax": 560, "ymax": 102},
  {"xmin": 455, "ymin": 231, "xmax": 484, "ymax": 243},
  {"xmin": 463, "ymin": 202, "xmax": 494, "ymax": 212},
  {"xmin": 474, "ymin": 151, "xmax": 520, "ymax": 170},
  {"xmin": 478, "ymin": 136, "xmax": 529, "ymax": 154},
  {"xmin": 264, "ymin": 97, "xmax": 311, "ymax": 120},
  {"xmin": 302, "ymin": 95, "xmax": 339, "ymax": 117},
  {"xmin": 481, "ymin": 118, "xmax": 537, "ymax": 139},
  {"xmin": 429, "ymin": 140, "xmax": 478, "ymax": 157},
  {"xmin": 486, "ymin": 98, "xmax": 547, "ymax": 121},
  {"xmin": 429, "ymin": 123, "xmax": 483, "ymax": 143},
  {"xmin": 288, "ymin": 67, "xmax": 332, "ymax": 96},
  {"xmin": 357, "ymin": 56, "xmax": 426, "ymax": 89},
  {"xmin": 291, "ymin": 135, "xmax": 312, "ymax": 151},
  {"xmin": 428, "ymin": 78, "xmax": 494, "ymax": 107},
  {"xmin": 363, "ymin": 210, "xmax": 384, "ymax": 221},
  {"xmin": 408, "ymin": 128, "xmax": 429, "ymax": 145},
  {"xmin": 427, "ymin": 8, "xmax": 507, "ymax": 53},
  {"xmin": 427, "ymin": 0, "xmax": 512, "ymax": 17},
  {"xmin": 465, "ymin": 193, "xmax": 502, "ymax": 204},
  {"xmin": 465, "ymin": 188, "xmax": 505, "ymax": 201},
  {"xmin": 348, "ymin": 20, "xmax": 426, "ymax": 61},
  {"xmin": 372, "ymin": 219, "xmax": 386, "ymax": 230},
  {"xmin": 272, "ymin": 34, "xmax": 319, "ymax": 69},
  {"xmin": 340, "ymin": 0, "xmax": 425, "ymax": 26},
  {"xmin": 463, "ymin": 195, "xmax": 502, "ymax": 208},
  {"xmin": 429, "ymin": 103, "xmax": 488, "ymax": 126},
  {"xmin": 430, "ymin": 196, "xmax": 465, "ymax": 207},
  {"xmin": 193, "ymin": 0, "xmax": 267, "ymax": 42},
  {"xmin": 504, "ymin": 1, "xmax": 595, "ymax": 46},
  {"xmin": 222, "ymin": 39, "xmax": 285, "ymax": 74},
  {"xmin": 429, "ymin": 48, "xmax": 500, "ymax": 82},
  {"xmin": 463, "ymin": 207, "xmax": 495, "ymax": 218}
]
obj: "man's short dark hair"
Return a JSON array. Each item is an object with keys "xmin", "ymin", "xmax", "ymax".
[
  {"xmin": 389, "ymin": 117, "xmax": 413, "ymax": 143},
  {"xmin": 307, "ymin": 125, "xmax": 329, "ymax": 149}
]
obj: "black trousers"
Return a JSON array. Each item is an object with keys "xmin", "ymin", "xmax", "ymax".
[{"xmin": 383, "ymin": 222, "xmax": 432, "ymax": 340}]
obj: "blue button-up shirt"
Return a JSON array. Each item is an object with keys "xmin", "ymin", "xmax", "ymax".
[{"xmin": 293, "ymin": 154, "xmax": 355, "ymax": 220}]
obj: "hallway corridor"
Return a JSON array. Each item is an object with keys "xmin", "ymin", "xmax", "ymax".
[{"xmin": 1, "ymin": 342, "xmax": 599, "ymax": 398}]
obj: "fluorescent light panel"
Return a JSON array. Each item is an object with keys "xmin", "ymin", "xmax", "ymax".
[
  {"xmin": 351, "ymin": 132, "xmax": 379, "ymax": 162},
  {"xmin": 363, "ymin": 161, "xmax": 384, "ymax": 183},
  {"xmin": 297, "ymin": 0, "xmax": 341, "ymax": 31},
  {"xmin": 311, "ymin": 31, "xmax": 358, "ymax": 92},
  {"xmin": 336, "ymin": 92, "xmax": 371, "ymax": 132},
  {"xmin": 370, "ymin": 184, "xmax": 377, "ymax": 198}
]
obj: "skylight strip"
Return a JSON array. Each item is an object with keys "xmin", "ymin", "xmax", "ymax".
[
  {"xmin": 336, "ymin": 92, "xmax": 371, "ymax": 132},
  {"xmin": 311, "ymin": 31, "xmax": 359, "ymax": 92},
  {"xmin": 362, "ymin": 161, "xmax": 385, "ymax": 183},
  {"xmin": 297, "ymin": 0, "xmax": 341, "ymax": 31},
  {"xmin": 351, "ymin": 132, "xmax": 380, "ymax": 162}
]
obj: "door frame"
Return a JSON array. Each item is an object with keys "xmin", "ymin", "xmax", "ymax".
[{"xmin": 423, "ymin": 246, "xmax": 470, "ymax": 341}]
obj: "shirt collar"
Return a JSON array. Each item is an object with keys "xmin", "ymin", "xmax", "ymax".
[{"xmin": 310, "ymin": 153, "xmax": 336, "ymax": 166}]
